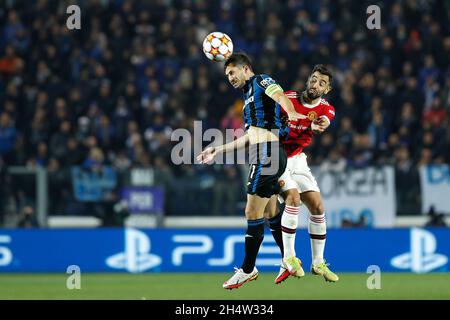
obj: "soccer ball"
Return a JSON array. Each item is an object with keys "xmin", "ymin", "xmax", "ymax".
[{"xmin": 202, "ymin": 32, "xmax": 233, "ymax": 62}]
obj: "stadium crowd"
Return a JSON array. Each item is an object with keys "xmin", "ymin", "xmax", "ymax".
[{"xmin": 0, "ymin": 0, "xmax": 449, "ymax": 223}]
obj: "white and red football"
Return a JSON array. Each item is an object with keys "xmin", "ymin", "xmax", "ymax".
[{"xmin": 202, "ymin": 32, "xmax": 233, "ymax": 62}]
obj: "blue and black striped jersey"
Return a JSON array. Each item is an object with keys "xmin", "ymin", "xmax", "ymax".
[{"xmin": 242, "ymin": 74, "xmax": 283, "ymax": 131}]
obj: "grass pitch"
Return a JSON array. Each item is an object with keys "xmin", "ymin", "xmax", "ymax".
[{"xmin": 0, "ymin": 273, "xmax": 449, "ymax": 300}]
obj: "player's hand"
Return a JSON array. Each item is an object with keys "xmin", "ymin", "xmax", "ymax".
[
  {"xmin": 287, "ymin": 112, "xmax": 307, "ymax": 121},
  {"xmin": 315, "ymin": 116, "xmax": 329, "ymax": 127},
  {"xmin": 196, "ymin": 147, "xmax": 217, "ymax": 164},
  {"xmin": 280, "ymin": 114, "xmax": 289, "ymax": 126},
  {"xmin": 311, "ymin": 116, "xmax": 329, "ymax": 134}
]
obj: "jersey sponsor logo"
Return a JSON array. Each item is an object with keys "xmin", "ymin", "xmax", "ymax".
[
  {"xmin": 244, "ymin": 96, "xmax": 254, "ymax": 107},
  {"xmin": 328, "ymin": 109, "xmax": 335, "ymax": 116},
  {"xmin": 288, "ymin": 123, "xmax": 309, "ymax": 131},
  {"xmin": 321, "ymin": 99, "xmax": 330, "ymax": 106},
  {"xmin": 307, "ymin": 111, "xmax": 318, "ymax": 121},
  {"xmin": 259, "ymin": 77, "xmax": 276, "ymax": 88}
]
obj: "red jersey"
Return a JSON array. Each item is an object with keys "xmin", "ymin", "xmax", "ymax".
[{"xmin": 281, "ymin": 90, "xmax": 336, "ymax": 157}]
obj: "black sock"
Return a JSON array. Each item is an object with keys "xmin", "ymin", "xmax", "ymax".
[
  {"xmin": 268, "ymin": 212, "xmax": 284, "ymax": 257},
  {"xmin": 241, "ymin": 218, "xmax": 265, "ymax": 273}
]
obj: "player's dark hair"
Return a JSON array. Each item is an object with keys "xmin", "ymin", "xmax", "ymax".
[
  {"xmin": 224, "ymin": 52, "xmax": 253, "ymax": 71},
  {"xmin": 311, "ymin": 64, "xmax": 333, "ymax": 85}
]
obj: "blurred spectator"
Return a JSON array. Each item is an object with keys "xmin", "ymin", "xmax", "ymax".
[
  {"xmin": 367, "ymin": 110, "xmax": 389, "ymax": 151},
  {"xmin": 320, "ymin": 149, "xmax": 347, "ymax": 172},
  {"xmin": 49, "ymin": 120, "xmax": 72, "ymax": 161},
  {"xmin": 395, "ymin": 145, "xmax": 421, "ymax": 215},
  {"xmin": 397, "ymin": 102, "xmax": 418, "ymax": 131},
  {"xmin": 220, "ymin": 104, "xmax": 244, "ymax": 133},
  {"xmin": 425, "ymin": 206, "xmax": 447, "ymax": 227},
  {"xmin": 64, "ymin": 137, "xmax": 85, "ymax": 167},
  {"xmin": 0, "ymin": 162, "xmax": 8, "ymax": 225},
  {"xmin": 0, "ymin": 0, "xmax": 448, "ymax": 218},
  {"xmin": 336, "ymin": 117, "xmax": 354, "ymax": 154},
  {"xmin": 153, "ymin": 155, "xmax": 175, "ymax": 215},
  {"xmin": 422, "ymin": 97, "xmax": 446, "ymax": 127},
  {"xmin": 113, "ymin": 150, "xmax": 132, "ymax": 173},
  {"xmin": 417, "ymin": 147, "xmax": 433, "ymax": 166},
  {"xmin": 0, "ymin": 112, "xmax": 17, "ymax": 164},
  {"xmin": 0, "ymin": 45, "xmax": 23, "ymax": 75},
  {"xmin": 34, "ymin": 142, "xmax": 49, "ymax": 167},
  {"xmin": 99, "ymin": 192, "xmax": 130, "ymax": 227},
  {"xmin": 212, "ymin": 165, "xmax": 240, "ymax": 215},
  {"xmin": 83, "ymin": 147, "xmax": 105, "ymax": 172},
  {"xmin": 347, "ymin": 134, "xmax": 373, "ymax": 169},
  {"xmin": 47, "ymin": 157, "xmax": 71, "ymax": 215},
  {"xmin": 17, "ymin": 205, "xmax": 39, "ymax": 228},
  {"xmin": 341, "ymin": 215, "xmax": 368, "ymax": 228}
]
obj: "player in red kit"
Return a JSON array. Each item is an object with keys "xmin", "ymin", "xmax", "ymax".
[{"xmin": 266, "ymin": 65, "xmax": 339, "ymax": 284}]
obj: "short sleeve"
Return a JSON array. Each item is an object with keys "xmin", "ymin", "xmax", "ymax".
[
  {"xmin": 322, "ymin": 105, "xmax": 335, "ymax": 123},
  {"xmin": 256, "ymin": 75, "xmax": 283, "ymax": 97}
]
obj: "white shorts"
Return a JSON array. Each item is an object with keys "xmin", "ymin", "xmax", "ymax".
[{"xmin": 278, "ymin": 153, "xmax": 320, "ymax": 203}]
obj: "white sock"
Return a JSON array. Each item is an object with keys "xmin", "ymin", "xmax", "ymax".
[
  {"xmin": 281, "ymin": 205, "xmax": 299, "ymax": 258},
  {"xmin": 308, "ymin": 213, "xmax": 326, "ymax": 265}
]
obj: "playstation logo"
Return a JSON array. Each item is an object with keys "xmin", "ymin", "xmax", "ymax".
[
  {"xmin": 106, "ymin": 228, "xmax": 162, "ymax": 273},
  {"xmin": 391, "ymin": 228, "xmax": 448, "ymax": 273}
]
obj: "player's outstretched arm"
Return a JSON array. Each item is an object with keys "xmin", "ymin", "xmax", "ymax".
[
  {"xmin": 196, "ymin": 133, "xmax": 249, "ymax": 164},
  {"xmin": 311, "ymin": 115, "xmax": 331, "ymax": 134},
  {"xmin": 270, "ymin": 91, "xmax": 306, "ymax": 121},
  {"xmin": 217, "ymin": 133, "xmax": 249, "ymax": 153}
]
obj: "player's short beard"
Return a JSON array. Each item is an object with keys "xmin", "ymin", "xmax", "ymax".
[{"xmin": 306, "ymin": 88, "xmax": 321, "ymax": 100}]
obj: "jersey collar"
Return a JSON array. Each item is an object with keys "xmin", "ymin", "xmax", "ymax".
[
  {"xmin": 300, "ymin": 93, "xmax": 321, "ymax": 108},
  {"xmin": 243, "ymin": 75, "xmax": 256, "ymax": 92},
  {"xmin": 246, "ymin": 75, "xmax": 256, "ymax": 84}
]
